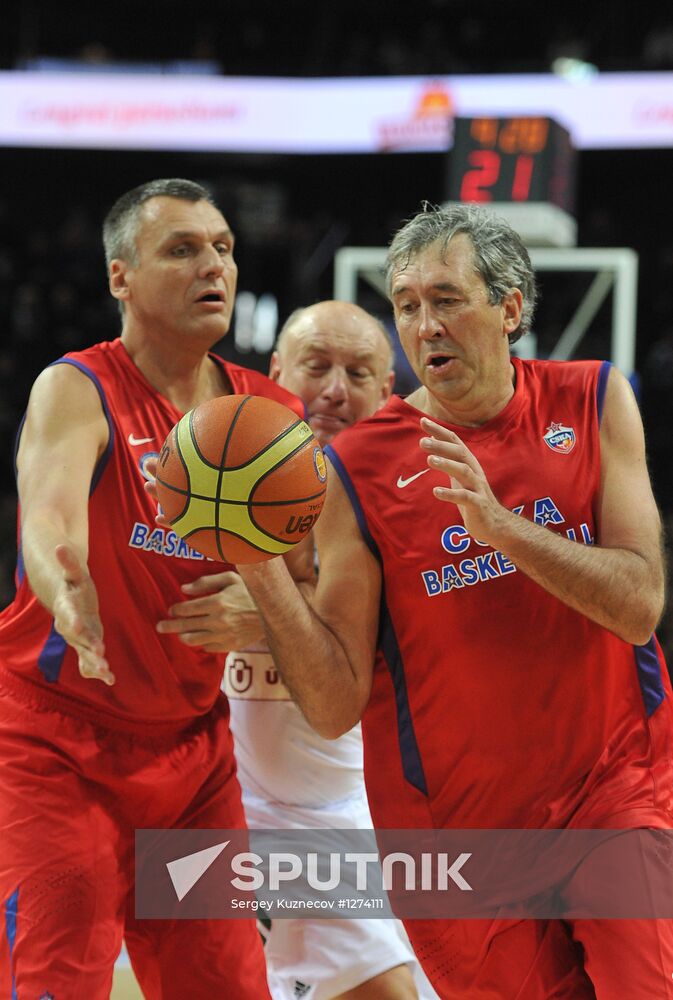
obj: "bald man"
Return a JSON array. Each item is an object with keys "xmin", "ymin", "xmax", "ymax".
[
  {"xmin": 158, "ymin": 301, "xmax": 438, "ymax": 1000},
  {"xmin": 269, "ymin": 300, "xmax": 395, "ymax": 446}
]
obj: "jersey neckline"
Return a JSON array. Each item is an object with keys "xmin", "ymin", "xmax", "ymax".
[
  {"xmin": 109, "ymin": 337, "xmax": 230, "ymax": 421},
  {"xmin": 390, "ymin": 356, "xmax": 528, "ymax": 443}
]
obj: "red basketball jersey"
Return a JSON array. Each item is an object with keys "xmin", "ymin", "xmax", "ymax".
[
  {"xmin": 0, "ymin": 338, "xmax": 305, "ymax": 732},
  {"xmin": 326, "ymin": 359, "xmax": 673, "ymax": 830}
]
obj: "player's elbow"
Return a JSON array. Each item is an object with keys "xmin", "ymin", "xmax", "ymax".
[
  {"xmin": 309, "ymin": 715, "xmax": 357, "ymax": 741},
  {"xmin": 314, "ymin": 720, "xmax": 355, "ymax": 741},
  {"xmin": 306, "ymin": 702, "xmax": 364, "ymax": 741},
  {"xmin": 617, "ymin": 623, "xmax": 653, "ymax": 647},
  {"xmin": 625, "ymin": 623, "xmax": 660, "ymax": 647},
  {"xmin": 642, "ymin": 579, "xmax": 666, "ymax": 641},
  {"xmin": 616, "ymin": 591, "xmax": 665, "ymax": 646}
]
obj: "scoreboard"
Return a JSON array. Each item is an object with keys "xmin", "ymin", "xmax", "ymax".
[{"xmin": 446, "ymin": 116, "xmax": 578, "ymax": 246}]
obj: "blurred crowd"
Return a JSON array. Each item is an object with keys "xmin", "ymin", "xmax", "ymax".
[{"xmin": 5, "ymin": 2, "xmax": 673, "ymax": 77}]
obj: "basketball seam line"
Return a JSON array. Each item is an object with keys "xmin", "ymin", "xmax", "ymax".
[
  {"xmin": 179, "ymin": 416, "xmax": 310, "ymax": 473},
  {"xmin": 176, "ymin": 524, "xmax": 293, "ymax": 555},
  {"xmin": 215, "ymin": 396, "xmax": 252, "ymax": 561},
  {"xmin": 217, "ymin": 415, "xmax": 309, "ymax": 472},
  {"xmin": 155, "ymin": 481, "xmax": 327, "ymax": 508}
]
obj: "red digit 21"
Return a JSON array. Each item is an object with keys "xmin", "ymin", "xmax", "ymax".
[
  {"xmin": 459, "ymin": 150, "xmax": 500, "ymax": 202},
  {"xmin": 460, "ymin": 151, "xmax": 535, "ymax": 202}
]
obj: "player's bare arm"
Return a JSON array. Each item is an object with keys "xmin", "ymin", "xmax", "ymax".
[
  {"xmin": 17, "ymin": 363, "xmax": 115, "ymax": 684},
  {"xmin": 239, "ymin": 467, "xmax": 380, "ymax": 738},
  {"xmin": 421, "ymin": 366, "xmax": 663, "ymax": 645},
  {"xmin": 156, "ymin": 534, "xmax": 316, "ymax": 652}
]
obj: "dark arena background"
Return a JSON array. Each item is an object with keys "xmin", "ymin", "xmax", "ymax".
[
  {"xmin": 1, "ymin": 0, "xmax": 672, "ymax": 636},
  {"xmin": 2, "ymin": 3, "xmax": 673, "ymax": 995}
]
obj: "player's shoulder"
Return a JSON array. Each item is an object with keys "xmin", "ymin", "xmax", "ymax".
[
  {"xmin": 45, "ymin": 337, "xmax": 128, "ymax": 391},
  {"xmin": 57, "ymin": 337, "xmax": 120, "ymax": 367},
  {"xmin": 516, "ymin": 357, "xmax": 611, "ymax": 409},
  {"xmin": 218, "ymin": 358, "xmax": 306, "ymax": 420},
  {"xmin": 31, "ymin": 339, "xmax": 117, "ymax": 394},
  {"xmin": 518, "ymin": 356, "xmax": 606, "ymax": 387}
]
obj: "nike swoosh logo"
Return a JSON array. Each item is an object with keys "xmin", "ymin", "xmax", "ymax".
[
  {"xmin": 396, "ymin": 469, "xmax": 431, "ymax": 488},
  {"xmin": 128, "ymin": 434, "xmax": 155, "ymax": 446}
]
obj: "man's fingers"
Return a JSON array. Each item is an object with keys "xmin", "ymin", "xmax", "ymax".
[
  {"xmin": 69, "ymin": 620, "xmax": 105, "ymax": 648},
  {"xmin": 157, "ymin": 614, "xmax": 211, "ymax": 634},
  {"xmin": 143, "ymin": 471, "xmax": 169, "ymax": 525},
  {"xmin": 77, "ymin": 650, "xmax": 115, "ymax": 686},
  {"xmin": 58, "ymin": 618, "xmax": 106, "ymax": 658},
  {"xmin": 173, "ymin": 631, "xmax": 212, "ymax": 647},
  {"xmin": 420, "ymin": 416, "xmax": 458, "ymax": 441},
  {"xmin": 428, "ymin": 455, "xmax": 478, "ymax": 485},
  {"xmin": 163, "ymin": 597, "xmax": 215, "ymax": 619},
  {"xmin": 420, "ymin": 433, "xmax": 486, "ymax": 486},
  {"xmin": 433, "ymin": 486, "xmax": 473, "ymax": 505},
  {"xmin": 200, "ymin": 641, "xmax": 229, "ymax": 653},
  {"xmin": 420, "ymin": 436, "xmax": 465, "ymax": 459},
  {"xmin": 156, "ymin": 623, "xmax": 211, "ymax": 646},
  {"xmin": 181, "ymin": 572, "xmax": 240, "ymax": 595}
]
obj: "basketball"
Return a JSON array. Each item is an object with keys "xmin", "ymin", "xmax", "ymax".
[{"xmin": 155, "ymin": 394, "xmax": 327, "ymax": 563}]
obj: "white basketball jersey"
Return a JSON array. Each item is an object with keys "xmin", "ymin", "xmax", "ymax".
[{"xmin": 224, "ymin": 648, "xmax": 364, "ymax": 807}]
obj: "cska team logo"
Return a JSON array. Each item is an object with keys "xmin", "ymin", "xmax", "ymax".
[{"xmin": 543, "ymin": 422, "xmax": 576, "ymax": 454}]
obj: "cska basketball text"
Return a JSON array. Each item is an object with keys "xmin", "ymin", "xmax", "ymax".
[
  {"xmin": 128, "ymin": 521, "xmax": 207, "ymax": 561},
  {"xmin": 421, "ymin": 495, "xmax": 594, "ymax": 597}
]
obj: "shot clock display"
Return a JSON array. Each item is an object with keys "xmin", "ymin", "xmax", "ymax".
[{"xmin": 447, "ymin": 116, "xmax": 577, "ymax": 215}]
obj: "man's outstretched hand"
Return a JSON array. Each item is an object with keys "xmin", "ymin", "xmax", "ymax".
[{"xmin": 52, "ymin": 544, "xmax": 115, "ymax": 685}]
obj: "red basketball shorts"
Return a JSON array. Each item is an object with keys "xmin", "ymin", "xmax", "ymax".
[{"xmin": 0, "ymin": 680, "xmax": 270, "ymax": 999}]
